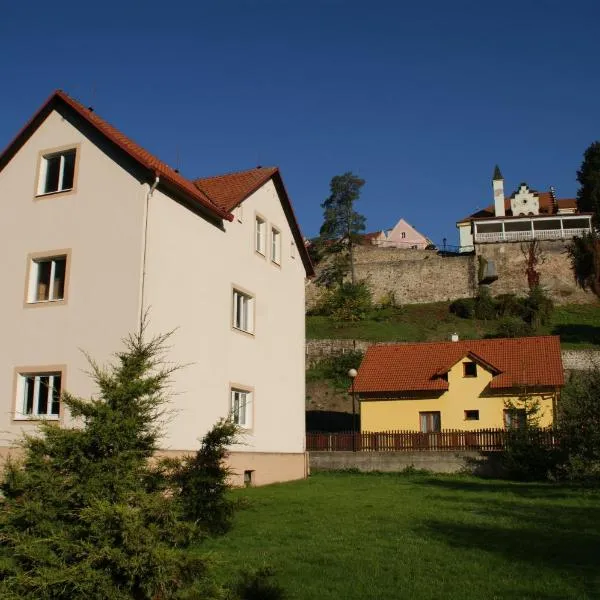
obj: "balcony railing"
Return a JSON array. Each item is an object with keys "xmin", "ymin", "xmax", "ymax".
[{"xmin": 474, "ymin": 227, "xmax": 590, "ymax": 243}]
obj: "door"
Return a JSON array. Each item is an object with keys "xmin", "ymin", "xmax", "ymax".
[{"xmin": 419, "ymin": 411, "xmax": 441, "ymax": 449}]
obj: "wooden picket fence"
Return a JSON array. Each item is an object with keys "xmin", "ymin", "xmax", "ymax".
[{"xmin": 306, "ymin": 428, "xmax": 559, "ymax": 452}]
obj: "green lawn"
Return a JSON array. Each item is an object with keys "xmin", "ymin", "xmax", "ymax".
[
  {"xmin": 204, "ymin": 472, "xmax": 600, "ymax": 599},
  {"xmin": 307, "ymin": 302, "xmax": 600, "ymax": 349}
]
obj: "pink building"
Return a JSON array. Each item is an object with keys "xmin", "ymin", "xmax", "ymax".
[{"xmin": 360, "ymin": 219, "xmax": 431, "ymax": 249}]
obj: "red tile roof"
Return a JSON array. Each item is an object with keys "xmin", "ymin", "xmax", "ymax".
[
  {"xmin": 195, "ymin": 166, "xmax": 314, "ymax": 276},
  {"xmin": 0, "ymin": 90, "xmax": 232, "ymax": 222},
  {"xmin": 194, "ymin": 167, "xmax": 278, "ymax": 213},
  {"xmin": 354, "ymin": 336, "xmax": 564, "ymax": 394},
  {"xmin": 457, "ymin": 193, "xmax": 579, "ymax": 224},
  {"xmin": 0, "ymin": 90, "xmax": 314, "ymax": 276}
]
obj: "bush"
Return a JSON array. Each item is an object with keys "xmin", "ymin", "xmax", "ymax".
[
  {"xmin": 495, "ymin": 294, "xmax": 527, "ymax": 319},
  {"xmin": 319, "ymin": 281, "xmax": 373, "ymax": 321},
  {"xmin": 523, "ymin": 285, "xmax": 554, "ymax": 329},
  {"xmin": 378, "ymin": 290, "xmax": 397, "ymax": 309},
  {"xmin": 556, "ymin": 367, "xmax": 600, "ymax": 482},
  {"xmin": 492, "ymin": 316, "xmax": 533, "ymax": 338},
  {"xmin": 307, "ymin": 350, "xmax": 364, "ymax": 390},
  {"xmin": 474, "ymin": 287, "xmax": 498, "ymax": 320},
  {"xmin": 502, "ymin": 429, "xmax": 561, "ymax": 481},
  {"xmin": 0, "ymin": 330, "xmax": 282, "ymax": 599},
  {"xmin": 449, "ymin": 298, "xmax": 475, "ymax": 319}
]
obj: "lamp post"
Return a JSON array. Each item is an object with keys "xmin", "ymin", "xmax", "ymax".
[{"xmin": 348, "ymin": 368, "xmax": 358, "ymax": 452}]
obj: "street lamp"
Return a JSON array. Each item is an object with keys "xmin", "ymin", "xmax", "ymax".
[{"xmin": 348, "ymin": 368, "xmax": 358, "ymax": 452}]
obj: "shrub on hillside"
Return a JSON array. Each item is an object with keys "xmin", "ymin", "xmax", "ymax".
[
  {"xmin": 495, "ymin": 294, "xmax": 527, "ymax": 319},
  {"xmin": 474, "ymin": 287, "xmax": 497, "ymax": 320},
  {"xmin": 492, "ymin": 316, "xmax": 533, "ymax": 339},
  {"xmin": 449, "ymin": 297, "xmax": 475, "ymax": 319},
  {"xmin": 523, "ymin": 285, "xmax": 554, "ymax": 329},
  {"xmin": 308, "ymin": 350, "xmax": 364, "ymax": 390}
]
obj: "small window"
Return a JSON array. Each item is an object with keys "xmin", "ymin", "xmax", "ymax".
[
  {"xmin": 291, "ymin": 240, "xmax": 296, "ymax": 259},
  {"xmin": 401, "ymin": 231, "xmax": 406, "ymax": 239},
  {"xmin": 38, "ymin": 148, "xmax": 76, "ymax": 195},
  {"xmin": 27, "ymin": 255, "xmax": 67, "ymax": 303},
  {"xmin": 16, "ymin": 371, "xmax": 62, "ymax": 419},
  {"xmin": 463, "ymin": 362, "xmax": 477, "ymax": 377},
  {"xmin": 464, "ymin": 410, "xmax": 480, "ymax": 421},
  {"xmin": 504, "ymin": 409, "xmax": 527, "ymax": 430},
  {"xmin": 231, "ymin": 388, "xmax": 252, "ymax": 428},
  {"xmin": 271, "ymin": 227, "xmax": 281, "ymax": 265},
  {"xmin": 255, "ymin": 216, "xmax": 266, "ymax": 255},
  {"xmin": 232, "ymin": 289, "xmax": 254, "ymax": 334}
]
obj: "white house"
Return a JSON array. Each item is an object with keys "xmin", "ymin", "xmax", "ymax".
[
  {"xmin": 0, "ymin": 90, "xmax": 313, "ymax": 486},
  {"xmin": 456, "ymin": 166, "xmax": 592, "ymax": 252}
]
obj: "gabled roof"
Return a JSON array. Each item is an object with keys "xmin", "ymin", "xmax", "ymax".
[
  {"xmin": 457, "ymin": 192, "xmax": 578, "ymax": 224},
  {"xmin": 0, "ymin": 90, "xmax": 314, "ymax": 276},
  {"xmin": 354, "ymin": 336, "xmax": 564, "ymax": 394},
  {"xmin": 0, "ymin": 90, "xmax": 232, "ymax": 222},
  {"xmin": 194, "ymin": 167, "xmax": 314, "ymax": 276},
  {"xmin": 194, "ymin": 167, "xmax": 278, "ymax": 213}
]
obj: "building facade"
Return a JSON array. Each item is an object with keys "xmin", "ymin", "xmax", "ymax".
[
  {"xmin": 353, "ymin": 336, "xmax": 563, "ymax": 432},
  {"xmin": 456, "ymin": 166, "xmax": 592, "ymax": 252},
  {"xmin": 0, "ymin": 90, "xmax": 313, "ymax": 486}
]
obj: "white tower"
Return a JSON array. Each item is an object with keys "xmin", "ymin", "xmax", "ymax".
[{"xmin": 493, "ymin": 165, "xmax": 505, "ymax": 217}]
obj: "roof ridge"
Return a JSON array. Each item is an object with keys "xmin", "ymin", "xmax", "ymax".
[{"xmin": 193, "ymin": 165, "xmax": 278, "ymax": 183}]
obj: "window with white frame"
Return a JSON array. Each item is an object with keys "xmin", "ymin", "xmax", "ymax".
[
  {"xmin": 271, "ymin": 227, "xmax": 281, "ymax": 264},
  {"xmin": 232, "ymin": 289, "xmax": 254, "ymax": 333},
  {"xmin": 255, "ymin": 216, "xmax": 266, "ymax": 255},
  {"xmin": 16, "ymin": 371, "xmax": 62, "ymax": 419},
  {"xmin": 38, "ymin": 148, "xmax": 77, "ymax": 195},
  {"xmin": 230, "ymin": 388, "xmax": 252, "ymax": 428},
  {"xmin": 27, "ymin": 255, "xmax": 67, "ymax": 303}
]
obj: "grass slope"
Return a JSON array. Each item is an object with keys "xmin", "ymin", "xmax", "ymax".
[
  {"xmin": 307, "ymin": 302, "xmax": 600, "ymax": 348},
  {"xmin": 205, "ymin": 472, "xmax": 600, "ymax": 599}
]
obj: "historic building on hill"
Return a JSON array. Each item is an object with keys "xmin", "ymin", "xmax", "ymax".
[{"xmin": 456, "ymin": 166, "xmax": 592, "ymax": 252}]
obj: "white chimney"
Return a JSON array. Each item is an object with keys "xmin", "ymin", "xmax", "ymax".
[
  {"xmin": 493, "ymin": 165, "xmax": 505, "ymax": 217},
  {"xmin": 451, "ymin": 333, "xmax": 459, "ymax": 342}
]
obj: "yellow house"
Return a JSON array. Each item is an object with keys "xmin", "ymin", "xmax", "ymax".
[{"xmin": 353, "ymin": 336, "xmax": 564, "ymax": 432}]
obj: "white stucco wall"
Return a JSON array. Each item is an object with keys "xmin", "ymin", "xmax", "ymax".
[
  {"xmin": 458, "ymin": 223, "xmax": 474, "ymax": 251},
  {"xmin": 0, "ymin": 109, "xmax": 145, "ymax": 447},
  {"xmin": 144, "ymin": 178, "xmax": 306, "ymax": 454}
]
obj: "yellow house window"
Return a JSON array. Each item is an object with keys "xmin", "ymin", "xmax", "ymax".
[
  {"xmin": 464, "ymin": 410, "xmax": 479, "ymax": 421},
  {"xmin": 463, "ymin": 362, "xmax": 477, "ymax": 377}
]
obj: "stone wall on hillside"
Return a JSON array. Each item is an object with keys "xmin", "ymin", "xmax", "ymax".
[
  {"xmin": 476, "ymin": 240, "xmax": 594, "ymax": 303},
  {"xmin": 306, "ymin": 246, "xmax": 476, "ymax": 309},
  {"xmin": 306, "ymin": 240, "xmax": 595, "ymax": 310}
]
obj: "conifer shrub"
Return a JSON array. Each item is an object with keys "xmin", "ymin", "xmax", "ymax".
[{"xmin": 0, "ymin": 329, "xmax": 283, "ymax": 599}]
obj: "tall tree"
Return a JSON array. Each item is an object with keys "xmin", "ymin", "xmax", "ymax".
[
  {"xmin": 319, "ymin": 172, "xmax": 366, "ymax": 285},
  {"xmin": 577, "ymin": 141, "xmax": 600, "ymax": 225}
]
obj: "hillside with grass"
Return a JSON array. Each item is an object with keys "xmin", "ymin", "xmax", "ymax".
[{"xmin": 307, "ymin": 301, "xmax": 600, "ymax": 349}]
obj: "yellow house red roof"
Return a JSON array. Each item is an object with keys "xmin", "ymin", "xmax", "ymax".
[{"xmin": 354, "ymin": 336, "xmax": 564, "ymax": 394}]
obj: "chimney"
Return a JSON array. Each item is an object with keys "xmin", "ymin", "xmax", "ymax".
[
  {"xmin": 549, "ymin": 186, "xmax": 558, "ymax": 214},
  {"xmin": 493, "ymin": 165, "xmax": 505, "ymax": 217},
  {"xmin": 450, "ymin": 333, "xmax": 459, "ymax": 342}
]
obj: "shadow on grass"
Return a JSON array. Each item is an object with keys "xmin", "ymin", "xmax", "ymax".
[
  {"xmin": 413, "ymin": 478, "xmax": 600, "ymax": 598},
  {"xmin": 552, "ymin": 324, "xmax": 600, "ymax": 346}
]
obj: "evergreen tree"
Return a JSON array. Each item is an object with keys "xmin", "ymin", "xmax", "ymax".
[
  {"xmin": 557, "ymin": 366, "xmax": 600, "ymax": 481},
  {"xmin": 319, "ymin": 172, "xmax": 366, "ymax": 285},
  {"xmin": 567, "ymin": 230, "xmax": 600, "ymax": 298},
  {"xmin": 576, "ymin": 141, "xmax": 600, "ymax": 224},
  {"xmin": 0, "ymin": 330, "xmax": 279, "ymax": 600}
]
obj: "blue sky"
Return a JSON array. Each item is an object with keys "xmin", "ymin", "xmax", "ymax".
[{"xmin": 2, "ymin": 1, "xmax": 599, "ymax": 246}]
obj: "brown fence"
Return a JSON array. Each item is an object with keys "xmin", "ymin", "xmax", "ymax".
[{"xmin": 306, "ymin": 428, "xmax": 559, "ymax": 452}]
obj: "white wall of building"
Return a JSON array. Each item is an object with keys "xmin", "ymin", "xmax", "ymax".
[
  {"xmin": 0, "ymin": 109, "xmax": 145, "ymax": 446},
  {"xmin": 143, "ymin": 178, "xmax": 306, "ymax": 455}
]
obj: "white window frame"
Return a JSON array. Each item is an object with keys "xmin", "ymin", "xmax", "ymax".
[
  {"xmin": 15, "ymin": 371, "xmax": 62, "ymax": 420},
  {"xmin": 27, "ymin": 255, "xmax": 68, "ymax": 304},
  {"xmin": 255, "ymin": 215, "xmax": 266, "ymax": 255},
  {"xmin": 230, "ymin": 387, "xmax": 253, "ymax": 429},
  {"xmin": 37, "ymin": 147, "xmax": 77, "ymax": 195},
  {"xmin": 232, "ymin": 288, "xmax": 255, "ymax": 334},
  {"xmin": 271, "ymin": 226, "xmax": 281, "ymax": 265}
]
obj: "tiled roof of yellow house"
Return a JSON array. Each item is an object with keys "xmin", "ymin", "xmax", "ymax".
[{"xmin": 354, "ymin": 336, "xmax": 564, "ymax": 393}]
